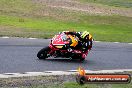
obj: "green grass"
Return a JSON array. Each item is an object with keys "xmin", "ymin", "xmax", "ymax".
[
  {"xmin": 0, "ymin": 0, "xmax": 132, "ymax": 42},
  {"xmin": 0, "ymin": 15, "xmax": 132, "ymax": 42},
  {"xmin": 5, "ymin": 82, "xmax": 132, "ymax": 88},
  {"xmin": 0, "ymin": 0, "xmax": 36, "ymax": 18},
  {"xmin": 77, "ymin": 0, "xmax": 132, "ymax": 8},
  {"xmin": 62, "ymin": 82, "xmax": 132, "ymax": 88}
]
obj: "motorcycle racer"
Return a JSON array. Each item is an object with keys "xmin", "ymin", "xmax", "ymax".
[
  {"xmin": 63, "ymin": 31, "xmax": 93, "ymax": 52},
  {"xmin": 37, "ymin": 31, "xmax": 93, "ymax": 61}
]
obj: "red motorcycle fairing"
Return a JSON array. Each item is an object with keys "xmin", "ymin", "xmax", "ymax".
[
  {"xmin": 51, "ymin": 33, "xmax": 70, "ymax": 46},
  {"xmin": 37, "ymin": 33, "xmax": 89, "ymax": 61}
]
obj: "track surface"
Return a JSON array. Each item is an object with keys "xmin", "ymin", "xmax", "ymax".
[{"xmin": 0, "ymin": 37, "xmax": 132, "ymax": 73}]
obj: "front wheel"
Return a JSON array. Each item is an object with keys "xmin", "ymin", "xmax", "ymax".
[{"xmin": 37, "ymin": 46, "xmax": 50, "ymax": 59}]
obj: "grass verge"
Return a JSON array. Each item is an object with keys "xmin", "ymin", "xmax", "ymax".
[
  {"xmin": 0, "ymin": 72, "xmax": 132, "ymax": 88},
  {"xmin": 77, "ymin": 0, "xmax": 132, "ymax": 8},
  {"xmin": 62, "ymin": 82, "xmax": 132, "ymax": 88},
  {"xmin": 0, "ymin": 0, "xmax": 132, "ymax": 42},
  {"xmin": 0, "ymin": 15, "xmax": 132, "ymax": 42}
]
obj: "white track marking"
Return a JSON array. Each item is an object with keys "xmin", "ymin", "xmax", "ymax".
[
  {"xmin": 128, "ymin": 43, "xmax": 132, "ymax": 45},
  {"xmin": 1, "ymin": 36, "xmax": 9, "ymax": 38},
  {"xmin": 114, "ymin": 42, "xmax": 119, "ymax": 43},
  {"xmin": 0, "ymin": 69, "xmax": 132, "ymax": 78},
  {"xmin": 28, "ymin": 38, "xmax": 37, "ymax": 39},
  {"xmin": 0, "ymin": 36, "xmax": 132, "ymax": 45},
  {"xmin": 94, "ymin": 41, "xmax": 101, "ymax": 42}
]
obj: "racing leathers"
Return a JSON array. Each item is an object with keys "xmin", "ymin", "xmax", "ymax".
[{"xmin": 63, "ymin": 31, "xmax": 93, "ymax": 52}]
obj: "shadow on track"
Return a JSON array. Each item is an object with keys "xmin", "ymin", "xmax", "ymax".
[{"xmin": 36, "ymin": 58, "xmax": 95, "ymax": 65}]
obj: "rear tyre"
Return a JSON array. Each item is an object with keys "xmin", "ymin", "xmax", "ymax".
[{"xmin": 37, "ymin": 46, "xmax": 50, "ymax": 59}]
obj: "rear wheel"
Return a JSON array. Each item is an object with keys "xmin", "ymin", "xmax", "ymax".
[{"xmin": 37, "ymin": 46, "xmax": 50, "ymax": 59}]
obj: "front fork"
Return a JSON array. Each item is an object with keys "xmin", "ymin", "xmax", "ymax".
[{"xmin": 48, "ymin": 44, "xmax": 56, "ymax": 56}]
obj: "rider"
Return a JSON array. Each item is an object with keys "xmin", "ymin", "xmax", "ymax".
[{"xmin": 63, "ymin": 31, "xmax": 93, "ymax": 52}]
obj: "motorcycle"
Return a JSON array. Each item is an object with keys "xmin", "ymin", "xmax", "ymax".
[{"xmin": 37, "ymin": 32, "xmax": 90, "ymax": 61}]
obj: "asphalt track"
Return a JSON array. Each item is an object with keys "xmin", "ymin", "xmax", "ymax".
[{"xmin": 0, "ymin": 37, "xmax": 132, "ymax": 74}]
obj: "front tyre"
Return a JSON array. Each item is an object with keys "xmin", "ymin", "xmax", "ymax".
[{"xmin": 37, "ymin": 46, "xmax": 50, "ymax": 59}]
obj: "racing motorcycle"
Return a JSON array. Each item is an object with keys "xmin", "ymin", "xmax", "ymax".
[{"xmin": 37, "ymin": 32, "xmax": 90, "ymax": 61}]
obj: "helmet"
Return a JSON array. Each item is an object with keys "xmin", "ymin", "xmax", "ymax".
[{"xmin": 81, "ymin": 31, "xmax": 89, "ymax": 39}]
